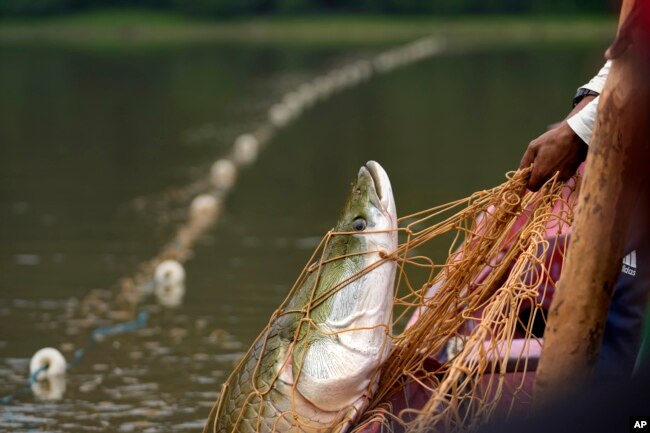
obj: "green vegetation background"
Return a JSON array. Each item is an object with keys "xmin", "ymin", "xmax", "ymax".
[{"xmin": 1, "ymin": 0, "xmax": 613, "ymax": 18}]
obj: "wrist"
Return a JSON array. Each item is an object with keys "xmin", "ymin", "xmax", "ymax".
[
  {"xmin": 566, "ymin": 94, "xmax": 597, "ymax": 120},
  {"xmin": 559, "ymin": 120, "xmax": 578, "ymax": 138},
  {"xmin": 563, "ymin": 118, "xmax": 589, "ymax": 147},
  {"xmin": 572, "ymin": 88, "xmax": 600, "ymax": 108}
]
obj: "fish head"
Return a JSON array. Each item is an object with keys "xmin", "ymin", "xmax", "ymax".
[
  {"xmin": 334, "ymin": 160, "xmax": 397, "ymax": 251},
  {"xmin": 307, "ymin": 160, "xmax": 398, "ymax": 332},
  {"xmin": 287, "ymin": 161, "xmax": 398, "ymax": 413}
]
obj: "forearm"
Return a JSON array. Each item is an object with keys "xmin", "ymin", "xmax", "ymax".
[{"xmin": 563, "ymin": 61, "xmax": 611, "ymax": 145}]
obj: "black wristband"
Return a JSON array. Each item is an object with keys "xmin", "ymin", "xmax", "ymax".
[{"xmin": 572, "ymin": 88, "xmax": 600, "ymax": 108}]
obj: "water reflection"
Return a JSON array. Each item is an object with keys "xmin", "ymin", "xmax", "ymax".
[
  {"xmin": 32, "ymin": 375, "xmax": 67, "ymax": 401},
  {"xmin": 155, "ymin": 283, "xmax": 186, "ymax": 308}
]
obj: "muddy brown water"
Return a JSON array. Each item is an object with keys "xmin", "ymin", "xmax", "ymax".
[{"xmin": 0, "ymin": 39, "xmax": 607, "ymax": 432}]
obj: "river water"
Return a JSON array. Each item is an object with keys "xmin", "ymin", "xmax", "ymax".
[{"xmin": 0, "ymin": 38, "xmax": 608, "ymax": 431}]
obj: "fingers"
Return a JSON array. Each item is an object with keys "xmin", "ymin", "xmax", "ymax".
[
  {"xmin": 557, "ymin": 167, "xmax": 576, "ymax": 183},
  {"xmin": 528, "ymin": 164, "xmax": 545, "ymax": 192},
  {"xmin": 530, "ymin": 157, "xmax": 579, "ymax": 192},
  {"xmin": 520, "ymin": 142, "xmax": 540, "ymax": 191},
  {"xmin": 521, "ymin": 123, "xmax": 587, "ymax": 191},
  {"xmin": 519, "ymin": 144, "xmax": 537, "ymax": 170}
]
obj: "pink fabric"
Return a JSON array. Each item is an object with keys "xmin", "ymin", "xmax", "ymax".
[
  {"xmin": 353, "ymin": 358, "xmax": 441, "ymax": 433},
  {"xmin": 407, "ymin": 166, "xmax": 583, "ymax": 328},
  {"xmin": 354, "ymin": 170, "xmax": 584, "ymax": 432}
]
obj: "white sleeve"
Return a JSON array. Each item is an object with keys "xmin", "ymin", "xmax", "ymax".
[
  {"xmin": 565, "ymin": 60, "xmax": 612, "ymax": 145},
  {"xmin": 567, "ymin": 96, "xmax": 599, "ymax": 144},
  {"xmin": 579, "ymin": 60, "xmax": 611, "ymax": 94}
]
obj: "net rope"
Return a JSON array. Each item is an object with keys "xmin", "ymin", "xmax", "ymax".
[
  {"xmin": 3, "ymin": 35, "xmax": 447, "ymax": 411},
  {"xmin": 355, "ymin": 168, "xmax": 578, "ymax": 433},
  {"xmin": 206, "ymin": 168, "xmax": 581, "ymax": 433}
]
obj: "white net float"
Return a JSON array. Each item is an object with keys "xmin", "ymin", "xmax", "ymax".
[
  {"xmin": 282, "ymin": 92, "xmax": 303, "ymax": 118},
  {"xmin": 355, "ymin": 60, "xmax": 373, "ymax": 81},
  {"xmin": 30, "ymin": 347, "xmax": 66, "ymax": 379},
  {"xmin": 297, "ymin": 83, "xmax": 317, "ymax": 108},
  {"xmin": 190, "ymin": 194, "xmax": 219, "ymax": 220},
  {"xmin": 232, "ymin": 134, "xmax": 259, "ymax": 166},
  {"xmin": 313, "ymin": 76, "xmax": 334, "ymax": 100},
  {"xmin": 210, "ymin": 159, "xmax": 237, "ymax": 190},
  {"xmin": 154, "ymin": 260, "xmax": 185, "ymax": 286},
  {"xmin": 268, "ymin": 103, "xmax": 292, "ymax": 127}
]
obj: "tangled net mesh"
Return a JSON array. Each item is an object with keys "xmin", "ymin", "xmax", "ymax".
[
  {"xmin": 206, "ymin": 168, "xmax": 581, "ymax": 433},
  {"xmin": 353, "ymin": 168, "xmax": 579, "ymax": 433}
]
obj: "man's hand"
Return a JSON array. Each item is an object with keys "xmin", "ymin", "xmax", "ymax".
[{"xmin": 519, "ymin": 96, "xmax": 595, "ymax": 192}]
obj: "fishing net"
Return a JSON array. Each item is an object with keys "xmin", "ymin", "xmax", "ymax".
[
  {"xmin": 204, "ymin": 167, "xmax": 581, "ymax": 433},
  {"xmin": 351, "ymin": 168, "xmax": 579, "ymax": 433}
]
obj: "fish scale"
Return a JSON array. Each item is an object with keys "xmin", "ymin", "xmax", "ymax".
[
  {"xmin": 203, "ymin": 162, "xmax": 398, "ymax": 433},
  {"xmin": 217, "ymin": 327, "xmax": 296, "ymax": 433}
]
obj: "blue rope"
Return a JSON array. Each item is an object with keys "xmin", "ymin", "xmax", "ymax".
[
  {"xmin": 68, "ymin": 311, "xmax": 149, "ymax": 369},
  {"xmin": 0, "ymin": 365, "xmax": 48, "ymax": 406},
  {"xmin": 1, "ymin": 310, "xmax": 149, "ymax": 407}
]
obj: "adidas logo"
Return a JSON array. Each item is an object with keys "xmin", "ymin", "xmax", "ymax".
[{"xmin": 622, "ymin": 250, "xmax": 637, "ymax": 277}]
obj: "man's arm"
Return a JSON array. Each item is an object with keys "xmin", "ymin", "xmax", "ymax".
[
  {"xmin": 519, "ymin": 61, "xmax": 611, "ymax": 191},
  {"xmin": 519, "ymin": 98, "xmax": 592, "ymax": 191}
]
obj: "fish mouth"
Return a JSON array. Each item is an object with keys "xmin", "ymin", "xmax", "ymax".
[{"xmin": 360, "ymin": 161, "xmax": 393, "ymax": 213}]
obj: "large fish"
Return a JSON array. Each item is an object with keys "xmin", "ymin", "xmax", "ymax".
[{"xmin": 203, "ymin": 161, "xmax": 398, "ymax": 433}]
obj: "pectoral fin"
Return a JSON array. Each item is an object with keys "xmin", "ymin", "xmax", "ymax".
[{"xmin": 292, "ymin": 330, "xmax": 374, "ymax": 413}]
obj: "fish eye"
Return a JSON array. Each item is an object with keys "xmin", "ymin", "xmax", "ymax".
[{"xmin": 352, "ymin": 217, "xmax": 367, "ymax": 231}]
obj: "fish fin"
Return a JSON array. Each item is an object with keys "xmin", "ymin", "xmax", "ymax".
[
  {"xmin": 292, "ymin": 332, "xmax": 376, "ymax": 412},
  {"xmin": 331, "ymin": 398, "xmax": 367, "ymax": 433},
  {"xmin": 202, "ymin": 381, "xmax": 229, "ymax": 433}
]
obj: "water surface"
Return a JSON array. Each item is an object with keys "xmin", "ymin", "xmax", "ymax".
[{"xmin": 0, "ymin": 38, "xmax": 607, "ymax": 431}]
